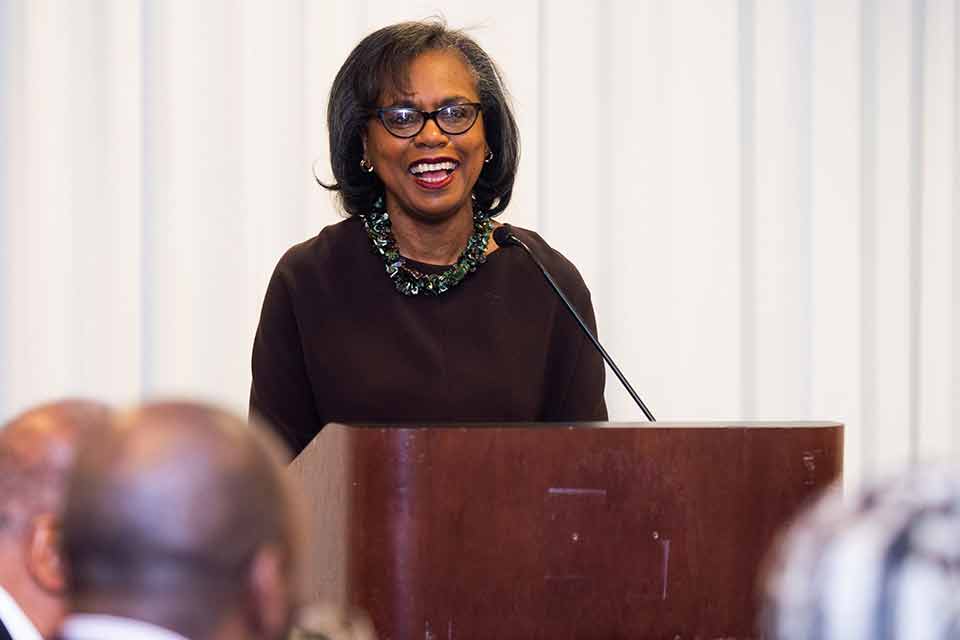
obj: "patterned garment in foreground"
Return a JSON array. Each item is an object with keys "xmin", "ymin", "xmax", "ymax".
[{"xmin": 762, "ymin": 467, "xmax": 960, "ymax": 640}]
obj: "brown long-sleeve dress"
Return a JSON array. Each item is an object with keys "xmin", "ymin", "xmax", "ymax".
[{"xmin": 250, "ymin": 216, "xmax": 607, "ymax": 456}]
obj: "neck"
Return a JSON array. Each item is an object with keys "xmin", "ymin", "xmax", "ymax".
[
  {"xmin": 0, "ymin": 568, "xmax": 63, "ymax": 638},
  {"xmin": 387, "ymin": 204, "xmax": 475, "ymax": 265}
]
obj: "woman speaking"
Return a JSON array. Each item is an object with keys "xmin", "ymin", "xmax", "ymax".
[{"xmin": 250, "ymin": 20, "xmax": 607, "ymax": 455}]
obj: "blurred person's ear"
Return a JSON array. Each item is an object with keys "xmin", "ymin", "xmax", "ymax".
[
  {"xmin": 248, "ymin": 544, "xmax": 295, "ymax": 640},
  {"xmin": 25, "ymin": 514, "xmax": 65, "ymax": 593}
]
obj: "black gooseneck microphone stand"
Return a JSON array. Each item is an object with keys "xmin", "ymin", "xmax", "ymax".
[{"xmin": 493, "ymin": 225, "xmax": 656, "ymax": 422}]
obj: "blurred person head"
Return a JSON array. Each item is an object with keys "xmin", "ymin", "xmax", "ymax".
[
  {"xmin": 761, "ymin": 467, "xmax": 960, "ymax": 640},
  {"xmin": 322, "ymin": 18, "xmax": 520, "ymax": 219},
  {"xmin": 60, "ymin": 401, "xmax": 304, "ymax": 640},
  {"xmin": 0, "ymin": 399, "xmax": 111, "ymax": 638}
]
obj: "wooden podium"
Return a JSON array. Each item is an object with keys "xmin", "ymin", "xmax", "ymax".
[{"xmin": 289, "ymin": 422, "xmax": 842, "ymax": 640}]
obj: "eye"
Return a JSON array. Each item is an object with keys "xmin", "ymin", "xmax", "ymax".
[
  {"xmin": 439, "ymin": 104, "xmax": 473, "ymax": 124},
  {"xmin": 382, "ymin": 109, "xmax": 421, "ymax": 130}
]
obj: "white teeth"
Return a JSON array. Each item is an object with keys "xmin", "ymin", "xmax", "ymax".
[{"xmin": 409, "ymin": 161, "xmax": 458, "ymax": 175}]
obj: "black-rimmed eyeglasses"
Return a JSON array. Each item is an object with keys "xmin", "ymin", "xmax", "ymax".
[{"xmin": 371, "ymin": 103, "xmax": 483, "ymax": 139}]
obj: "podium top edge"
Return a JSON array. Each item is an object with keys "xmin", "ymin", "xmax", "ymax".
[{"xmin": 324, "ymin": 420, "xmax": 843, "ymax": 430}]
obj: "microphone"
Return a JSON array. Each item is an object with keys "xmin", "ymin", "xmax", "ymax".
[{"xmin": 493, "ymin": 224, "xmax": 656, "ymax": 421}]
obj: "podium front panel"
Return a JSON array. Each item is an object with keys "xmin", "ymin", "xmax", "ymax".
[{"xmin": 289, "ymin": 421, "xmax": 842, "ymax": 639}]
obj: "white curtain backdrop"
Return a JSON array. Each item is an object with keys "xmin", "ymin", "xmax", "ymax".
[{"xmin": 0, "ymin": 0, "xmax": 957, "ymax": 487}]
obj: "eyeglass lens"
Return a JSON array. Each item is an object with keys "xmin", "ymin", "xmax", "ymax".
[{"xmin": 380, "ymin": 104, "xmax": 479, "ymax": 137}]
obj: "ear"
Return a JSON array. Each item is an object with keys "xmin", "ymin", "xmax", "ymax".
[
  {"xmin": 246, "ymin": 545, "xmax": 293, "ymax": 640},
  {"xmin": 25, "ymin": 514, "xmax": 65, "ymax": 594}
]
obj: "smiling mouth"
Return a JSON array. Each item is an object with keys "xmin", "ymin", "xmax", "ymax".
[{"xmin": 409, "ymin": 159, "xmax": 459, "ymax": 188}]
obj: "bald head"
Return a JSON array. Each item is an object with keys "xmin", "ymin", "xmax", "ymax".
[
  {"xmin": 0, "ymin": 399, "xmax": 112, "ymax": 637},
  {"xmin": 62, "ymin": 401, "xmax": 300, "ymax": 640},
  {"xmin": 0, "ymin": 399, "xmax": 111, "ymax": 532}
]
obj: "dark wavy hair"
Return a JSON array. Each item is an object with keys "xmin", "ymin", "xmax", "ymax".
[{"xmin": 321, "ymin": 20, "xmax": 520, "ymax": 217}]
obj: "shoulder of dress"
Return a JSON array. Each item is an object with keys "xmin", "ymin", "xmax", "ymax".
[
  {"xmin": 505, "ymin": 224, "xmax": 589, "ymax": 292},
  {"xmin": 275, "ymin": 216, "xmax": 365, "ymax": 275}
]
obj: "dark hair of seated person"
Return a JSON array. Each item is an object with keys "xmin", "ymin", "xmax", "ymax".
[{"xmin": 60, "ymin": 402, "xmax": 301, "ymax": 640}]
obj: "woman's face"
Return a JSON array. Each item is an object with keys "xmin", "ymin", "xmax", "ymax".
[{"xmin": 364, "ymin": 49, "xmax": 487, "ymax": 224}]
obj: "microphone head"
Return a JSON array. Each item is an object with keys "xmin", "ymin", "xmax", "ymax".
[{"xmin": 492, "ymin": 224, "xmax": 517, "ymax": 248}]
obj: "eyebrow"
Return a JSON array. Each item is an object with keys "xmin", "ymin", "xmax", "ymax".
[{"xmin": 383, "ymin": 95, "xmax": 475, "ymax": 109}]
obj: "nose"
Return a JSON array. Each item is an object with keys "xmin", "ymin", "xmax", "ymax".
[{"xmin": 414, "ymin": 116, "xmax": 448, "ymax": 147}]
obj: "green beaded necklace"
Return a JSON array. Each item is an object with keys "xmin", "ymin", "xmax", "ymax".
[{"xmin": 359, "ymin": 199, "xmax": 494, "ymax": 296}]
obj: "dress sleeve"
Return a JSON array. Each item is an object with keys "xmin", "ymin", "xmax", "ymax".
[{"xmin": 250, "ymin": 262, "xmax": 324, "ymax": 457}]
